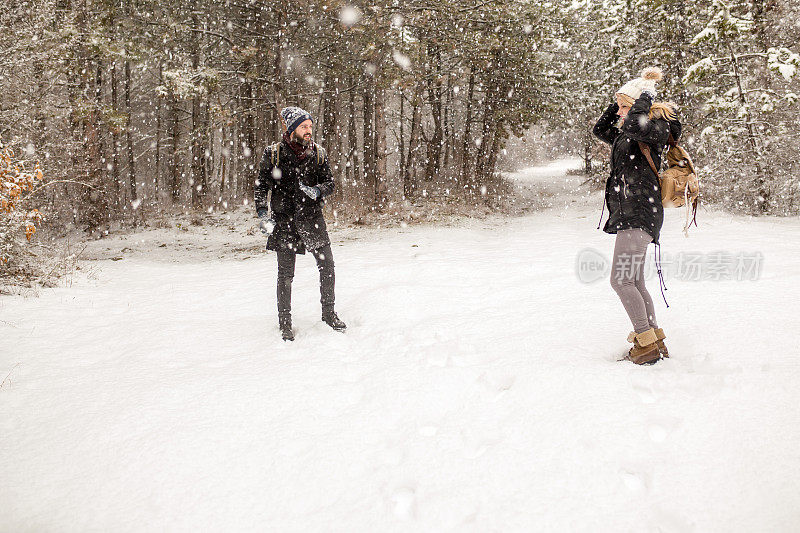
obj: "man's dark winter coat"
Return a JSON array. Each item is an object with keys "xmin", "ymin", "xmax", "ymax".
[
  {"xmin": 254, "ymin": 139, "xmax": 335, "ymax": 254},
  {"xmin": 593, "ymin": 93, "xmax": 682, "ymax": 244}
]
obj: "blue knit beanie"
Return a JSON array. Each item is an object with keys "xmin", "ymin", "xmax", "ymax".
[{"xmin": 280, "ymin": 106, "xmax": 313, "ymax": 135}]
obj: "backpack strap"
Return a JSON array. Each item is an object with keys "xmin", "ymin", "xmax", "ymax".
[
  {"xmin": 667, "ymin": 133, "xmax": 678, "ymax": 148},
  {"xmin": 269, "ymin": 142, "xmax": 281, "ymax": 167},
  {"xmin": 638, "ymin": 141, "xmax": 660, "ymax": 177},
  {"xmin": 640, "ymin": 133, "xmax": 680, "ymax": 177}
]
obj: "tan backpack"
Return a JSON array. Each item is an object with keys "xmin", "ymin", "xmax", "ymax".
[{"xmin": 639, "ymin": 136, "xmax": 700, "ymax": 235}]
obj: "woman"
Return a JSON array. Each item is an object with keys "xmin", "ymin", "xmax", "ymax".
[{"xmin": 592, "ymin": 67, "xmax": 681, "ymax": 365}]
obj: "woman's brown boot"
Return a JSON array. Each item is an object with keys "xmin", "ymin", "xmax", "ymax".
[
  {"xmin": 654, "ymin": 328, "xmax": 668, "ymax": 358},
  {"xmin": 630, "ymin": 328, "xmax": 669, "ymax": 358},
  {"xmin": 626, "ymin": 328, "xmax": 661, "ymax": 365}
]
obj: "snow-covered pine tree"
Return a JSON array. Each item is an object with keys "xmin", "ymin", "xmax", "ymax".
[{"xmin": 685, "ymin": 0, "xmax": 800, "ymax": 213}]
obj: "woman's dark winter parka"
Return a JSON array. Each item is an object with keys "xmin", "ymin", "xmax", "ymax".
[{"xmin": 593, "ymin": 93, "xmax": 682, "ymax": 244}]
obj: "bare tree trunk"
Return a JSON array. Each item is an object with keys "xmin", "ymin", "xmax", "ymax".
[
  {"xmin": 237, "ymin": 66, "xmax": 255, "ymax": 199},
  {"xmin": 583, "ymin": 130, "xmax": 593, "ymax": 174},
  {"xmin": 111, "ymin": 60, "xmax": 121, "ymax": 208},
  {"xmin": 231, "ymin": 119, "xmax": 240, "ymax": 202},
  {"xmin": 85, "ymin": 50, "xmax": 108, "ymax": 228},
  {"xmin": 346, "ymin": 78, "xmax": 359, "ymax": 196},
  {"xmin": 486, "ymin": 126, "xmax": 502, "ymax": 186},
  {"xmin": 443, "ymin": 73, "xmax": 452, "ymax": 169},
  {"xmin": 363, "ymin": 71, "xmax": 375, "ymax": 203},
  {"xmin": 322, "ymin": 70, "xmax": 343, "ymax": 204},
  {"xmin": 460, "ymin": 68, "xmax": 475, "ymax": 186},
  {"xmin": 730, "ymin": 46, "xmax": 768, "ymax": 210},
  {"xmin": 191, "ymin": 96, "xmax": 202, "ymax": 207},
  {"xmin": 399, "ymin": 88, "xmax": 406, "ymax": 182},
  {"xmin": 475, "ymin": 92, "xmax": 494, "ymax": 189},
  {"xmin": 170, "ymin": 93, "xmax": 181, "ymax": 204},
  {"xmin": 154, "ymin": 63, "xmax": 162, "ymax": 203},
  {"xmin": 750, "ymin": 0, "xmax": 776, "ymax": 211},
  {"xmin": 272, "ymin": 13, "xmax": 285, "ymax": 140},
  {"xmin": 404, "ymin": 79, "xmax": 424, "ymax": 199},
  {"xmin": 751, "ymin": 0, "xmax": 775, "ymax": 90},
  {"xmin": 424, "ymin": 47, "xmax": 443, "ymax": 182},
  {"xmin": 206, "ymin": 88, "xmax": 215, "ymax": 205},
  {"xmin": 321, "ymin": 70, "xmax": 340, "ymax": 170},
  {"xmin": 219, "ymin": 122, "xmax": 228, "ymax": 202},
  {"xmin": 125, "ymin": 57, "xmax": 137, "ymax": 210},
  {"xmin": 374, "ymin": 83, "xmax": 387, "ymax": 206},
  {"xmin": 331, "ymin": 78, "xmax": 342, "ymax": 179},
  {"xmin": 190, "ymin": 8, "xmax": 207, "ymax": 208}
]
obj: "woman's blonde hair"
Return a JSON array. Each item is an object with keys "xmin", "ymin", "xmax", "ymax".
[
  {"xmin": 649, "ymin": 101, "xmax": 677, "ymax": 121},
  {"xmin": 617, "ymin": 93, "xmax": 677, "ymax": 121}
]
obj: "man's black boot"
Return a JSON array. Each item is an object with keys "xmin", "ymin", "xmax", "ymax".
[
  {"xmin": 322, "ymin": 310, "xmax": 346, "ymax": 332},
  {"xmin": 279, "ymin": 315, "xmax": 294, "ymax": 341}
]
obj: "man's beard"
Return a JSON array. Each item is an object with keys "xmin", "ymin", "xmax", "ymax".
[{"xmin": 291, "ymin": 132, "xmax": 312, "ymax": 147}]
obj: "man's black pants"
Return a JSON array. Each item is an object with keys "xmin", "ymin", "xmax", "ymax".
[{"xmin": 276, "ymin": 244, "xmax": 335, "ymax": 320}]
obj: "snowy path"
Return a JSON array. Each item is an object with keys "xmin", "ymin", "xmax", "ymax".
[{"xmin": 2, "ymin": 161, "xmax": 800, "ymax": 531}]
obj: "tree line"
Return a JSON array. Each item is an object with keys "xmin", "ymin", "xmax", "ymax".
[
  {"xmin": 2, "ymin": 0, "xmax": 560, "ymax": 233},
  {"xmin": 1, "ymin": 0, "xmax": 799, "ymax": 246}
]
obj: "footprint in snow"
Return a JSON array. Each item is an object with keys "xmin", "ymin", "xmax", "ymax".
[
  {"xmin": 426, "ymin": 351, "xmax": 450, "ymax": 367},
  {"xmin": 459, "ymin": 423, "xmax": 502, "ymax": 459},
  {"xmin": 379, "ymin": 446, "xmax": 405, "ymax": 467},
  {"xmin": 417, "ymin": 425, "xmax": 439, "ymax": 437},
  {"xmin": 340, "ymin": 365, "xmax": 364, "ymax": 383},
  {"xmin": 648, "ymin": 424, "xmax": 668, "ymax": 443},
  {"xmin": 649, "ymin": 505, "xmax": 697, "ymax": 532},
  {"xmin": 631, "ymin": 382, "xmax": 659, "ymax": 404},
  {"xmin": 345, "ymin": 384, "xmax": 364, "ymax": 406},
  {"xmin": 477, "ymin": 370, "xmax": 516, "ymax": 401},
  {"xmin": 200, "ymin": 359, "xmax": 232, "ymax": 369},
  {"xmin": 619, "ymin": 468, "xmax": 650, "ymax": 493},
  {"xmin": 647, "ymin": 416, "xmax": 682, "ymax": 444},
  {"xmin": 389, "ymin": 486, "xmax": 416, "ymax": 521},
  {"xmin": 339, "ymin": 351, "xmax": 360, "ymax": 363}
]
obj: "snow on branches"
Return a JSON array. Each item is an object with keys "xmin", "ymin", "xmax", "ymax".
[
  {"xmin": 157, "ymin": 67, "xmax": 220, "ymax": 100},
  {"xmin": 768, "ymin": 47, "xmax": 800, "ymax": 82}
]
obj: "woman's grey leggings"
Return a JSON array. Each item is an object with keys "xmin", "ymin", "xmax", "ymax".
[{"xmin": 610, "ymin": 228, "xmax": 658, "ymax": 333}]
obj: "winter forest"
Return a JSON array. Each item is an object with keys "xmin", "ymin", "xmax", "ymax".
[
  {"xmin": 2, "ymin": 0, "xmax": 800, "ymax": 272},
  {"xmin": 3, "ymin": 1, "xmax": 800, "ymax": 530}
]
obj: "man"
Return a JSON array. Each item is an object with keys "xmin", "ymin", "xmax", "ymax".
[{"xmin": 254, "ymin": 106, "xmax": 346, "ymax": 341}]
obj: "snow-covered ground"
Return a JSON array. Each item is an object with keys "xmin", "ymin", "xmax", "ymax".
[{"xmin": 2, "ymin": 160, "xmax": 799, "ymax": 531}]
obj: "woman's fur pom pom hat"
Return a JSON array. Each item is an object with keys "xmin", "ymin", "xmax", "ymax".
[{"xmin": 617, "ymin": 67, "xmax": 663, "ymax": 101}]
